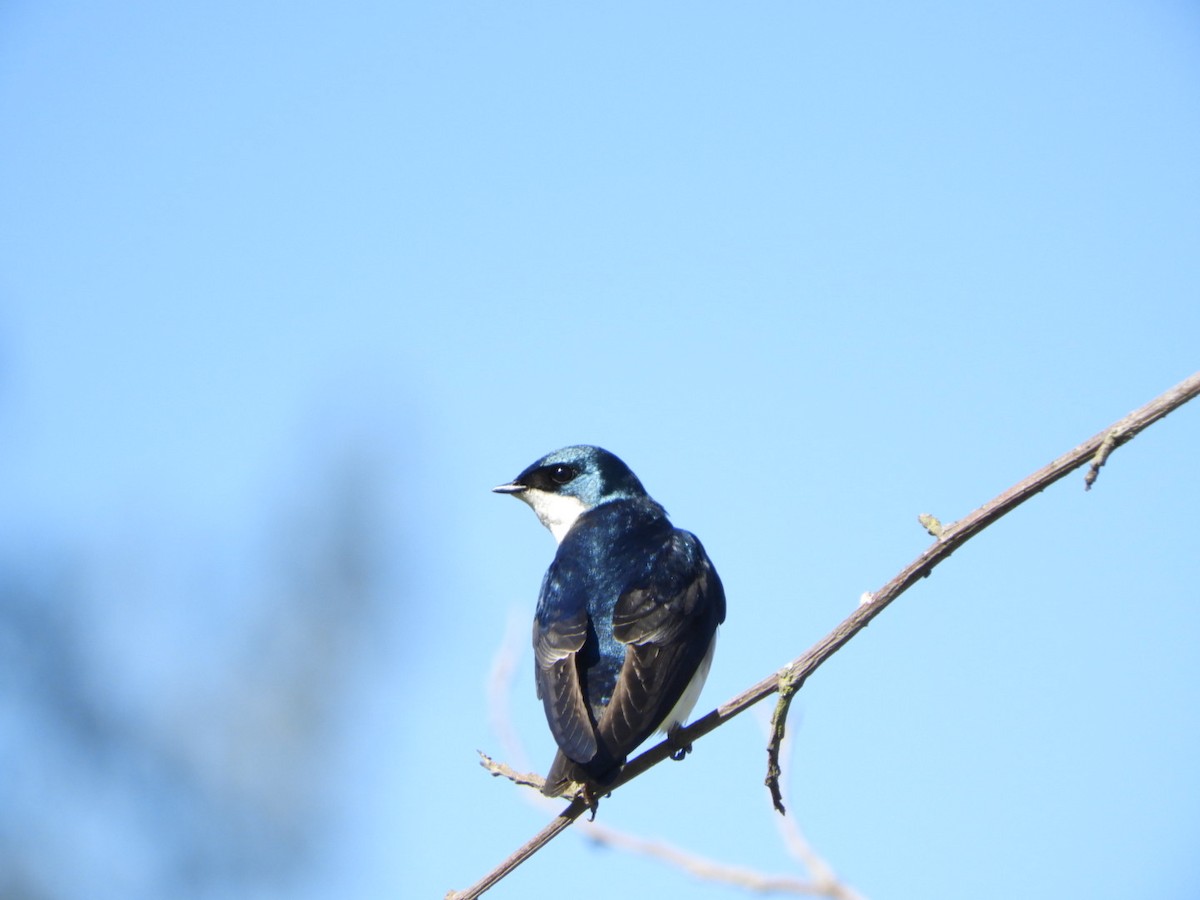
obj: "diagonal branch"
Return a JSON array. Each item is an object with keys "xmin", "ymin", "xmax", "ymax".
[{"xmin": 448, "ymin": 371, "xmax": 1200, "ymax": 900}]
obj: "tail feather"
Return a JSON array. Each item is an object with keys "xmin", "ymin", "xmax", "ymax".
[{"xmin": 541, "ymin": 750, "xmax": 621, "ymax": 797}]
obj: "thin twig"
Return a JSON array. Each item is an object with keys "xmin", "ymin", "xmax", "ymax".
[
  {"xmin": 579, "ymin": 824, "xmax": 834, "ymax": 895},
  {"xmin": 766, "ymin": 665, "xmax": 803, "ymax": 814},
  {"xmin": 477, "ymin": 752, "xmax": 546, "ymax": 791},
  {"xmin": 449, "ymin": 371, "xmax": 1200, "ymax": 899},
  {"xmin": 484, "ymin": 611, "xmax": 532, "ymax": 773}
]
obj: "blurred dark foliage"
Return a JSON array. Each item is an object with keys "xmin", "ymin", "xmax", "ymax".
[{"xmin": 0, "ymin": 446, "xmax": 404, "ymax": 899}]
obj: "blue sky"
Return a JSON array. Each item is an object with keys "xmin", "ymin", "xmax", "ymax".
[{"xmin": 2, "ymin": 2, "xmax": 1199, "ymax": 899}]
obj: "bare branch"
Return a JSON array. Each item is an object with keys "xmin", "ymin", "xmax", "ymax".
[
  {"xmin": 449, "ymin": 371, "xmax": 1200, "ymax": 899},
  {"xmin": 446, "ymin": 799, "xmax": 590, "ymax": 900}
]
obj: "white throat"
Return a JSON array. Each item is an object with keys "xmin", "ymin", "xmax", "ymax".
[{"xmin": 521, "ymin": 489, "xmax": 588, "ymax": 544}]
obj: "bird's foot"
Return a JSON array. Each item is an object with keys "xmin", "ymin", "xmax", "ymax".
[
  {"xmin": 666, "ymin": 723, "xmax": 693, "ymax": 761},
  {"xmin": 578, "ymin": 783, "xmax": 603, "ymax": 820}
]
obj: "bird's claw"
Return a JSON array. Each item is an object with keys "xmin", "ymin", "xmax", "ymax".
[
  {"xmin": 581, "ymin": 784, "xmax": 602, "ymax": 820},
  {"xmin": 666, "ymin": 724, "xmax": 693, "ymax": 761}
]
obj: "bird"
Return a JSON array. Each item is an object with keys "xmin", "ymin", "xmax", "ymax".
[{"xmin": 493, "ymin": 445, "xmax": 726, "ymax": 798}]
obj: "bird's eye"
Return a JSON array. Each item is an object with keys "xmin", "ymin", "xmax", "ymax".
[{"xmin": 549, "ymin": 464, "xmax": 577, "ymax": 485}]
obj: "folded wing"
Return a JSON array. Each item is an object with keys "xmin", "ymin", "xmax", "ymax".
[
  {"xmin": 532, "ymin": 602, "xmax": 596, "ymax": 765},
  {"xmin": 599, "ymin": 530, "xmax": 725, "ymax": 759}
]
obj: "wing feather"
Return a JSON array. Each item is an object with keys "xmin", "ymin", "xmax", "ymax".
[
  {"xmin": 532, "ymin": 586, "xmax": 597, "ymax": 764},
  {"xmin": 597, "ymin": 531, "xmax": 724, "ymax": 758}
]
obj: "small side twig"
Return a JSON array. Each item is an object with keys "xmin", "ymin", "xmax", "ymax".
[
  {"xmin": 477, "ymin": 752, "xmax": 546, "ymax": 791},
  {"xmin": 1084, "ymin": 430, "xmax": 1119, "ymax": 490},
  {"xmin": 765, "ymin": 665, "xmax": 804, "ymax": 814}
]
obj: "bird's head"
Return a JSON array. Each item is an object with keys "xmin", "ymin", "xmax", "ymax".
[{"xmin": 493, "ymin": 445, "xmax": 647, "ymax": 543}]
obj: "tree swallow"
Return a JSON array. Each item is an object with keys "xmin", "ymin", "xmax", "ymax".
[{"xmin": 494, "ymin": 445, "xmax": 726, "ymax": 798}]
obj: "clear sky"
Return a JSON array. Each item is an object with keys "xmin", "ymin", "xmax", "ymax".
[{"xmin": 2, "ymin": 3, "xmax": 1199, "ymax": 899}]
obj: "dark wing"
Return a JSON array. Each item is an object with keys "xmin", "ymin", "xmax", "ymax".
[
  {"xmin": 532, "ymin": 578, "xmax": 597, "ymax": 765},
  {"xmin": 597, "ymin": 530, "xmax": 724, "ymax": 759}
]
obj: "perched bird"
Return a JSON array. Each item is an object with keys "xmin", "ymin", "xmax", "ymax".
[{"xmin": 494, "ymin": 445, "xmax": 726, "ymax": 797}]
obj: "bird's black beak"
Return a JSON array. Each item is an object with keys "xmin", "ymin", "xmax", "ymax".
[{"xmin": 492, "ymin": 482, "xmax": 527, "ymax": 495}]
